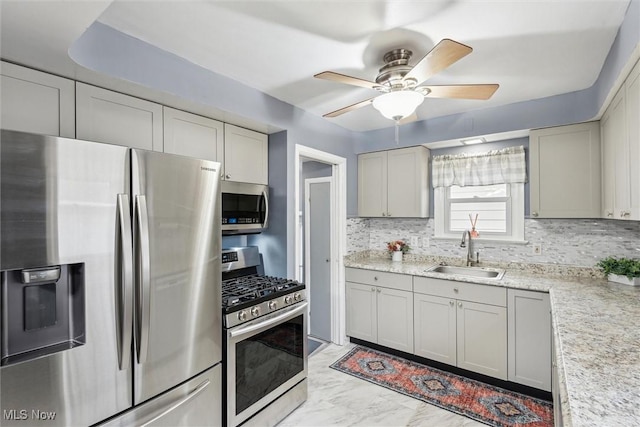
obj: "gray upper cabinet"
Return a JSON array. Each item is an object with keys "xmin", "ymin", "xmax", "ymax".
[
  {"xmin": 223, "ymin": 124, "xmax": 268, "ymax": 185},
  {"xmin": 76, "ymin": 82, "xmax": 163, "ymax": 151},
  {"xmin": 163, "ymin": 107, "xmax": 224, "ymax": 162},
  {"xmin": 529, "ymin": 121, "xmax": 601, "ymax": 218},
  {"xmin": 358, "ymin": 146, "xmax": 430, "ymax": 218},
  {"xmin": 601, "ymin": 58, "xmax": 640, "ymax": 221},
  {"xmin": 1, "ymin": 61, "xmax": 75, "ymax": 138}
]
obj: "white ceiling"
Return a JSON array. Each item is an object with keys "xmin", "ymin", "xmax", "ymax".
[{"xmin": 0, "ymin": 0, "xmax": 632, "ymax": 132}]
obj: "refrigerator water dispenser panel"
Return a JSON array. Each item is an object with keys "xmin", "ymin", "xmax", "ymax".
[{"xmin": 1, "ymin": 263, "xmax": 86, "ymax": 367}]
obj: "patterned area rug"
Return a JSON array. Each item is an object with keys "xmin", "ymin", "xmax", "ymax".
[{"xmin": 330, "ymin": 346, "xmax": 553, "ymax": 427}]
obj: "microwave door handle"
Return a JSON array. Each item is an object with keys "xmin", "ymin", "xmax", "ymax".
[
  {"xmin": 116, "ymin": 194, "xmax": 134, "ymax": 371},
  {"xmin": 262, "ymin": 188, "xmax": 269, "ymax": 229},
  {"xmin": 134, "ymin": 195, "xmax": 151, "ymax": 364}
]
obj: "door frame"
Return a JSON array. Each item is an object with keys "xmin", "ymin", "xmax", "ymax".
[
  {"xmin": 304, "ymin": 176, "xmax": 333, "ymax": 339},
  {"xmin": 294, "ymin": 144, "xmax": 346, "ymax": 345}
]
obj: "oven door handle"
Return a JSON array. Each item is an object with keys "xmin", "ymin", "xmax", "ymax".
[{"xmin": 230, "ymin": 302, "xmax": 308, "ymax": 339}]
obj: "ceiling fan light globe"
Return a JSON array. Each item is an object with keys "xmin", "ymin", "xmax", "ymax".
[{"xmin": 372, "ymin": 91, "xmax": 424, "ymax": 121}]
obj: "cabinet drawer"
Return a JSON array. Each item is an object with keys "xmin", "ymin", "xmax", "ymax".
[
  {"xmin": 413, "ymin": 276, "xmax": 506, "ymax": 307},
  {"xmin": 345, "ymin": 268, "xmax": 412, "ymax": 292}
]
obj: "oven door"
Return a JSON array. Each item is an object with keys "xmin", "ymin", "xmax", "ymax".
[{"xmin": 226, "ymin": 302, "xmax": 308, "ymax": 427}]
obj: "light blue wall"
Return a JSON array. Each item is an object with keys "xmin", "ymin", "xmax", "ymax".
[{"xmin": 65, "ymin": 2, "xmax": 639, "ymax": 278}]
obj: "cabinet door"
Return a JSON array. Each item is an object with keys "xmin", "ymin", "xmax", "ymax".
[
  {"xmin": 414, "ymin": 293, "xmax": 456, "ymax": 365},
  {"xmin": 377, "ymin": 287, "xmax": 413, "ymax": 353},
  {"xmin": 76, "ymin": 82, "xmax": 163, "ymax": 151},
  {"xmin": 224, "ymin": 124, "xmax": 268, "ymax": 184},
  {"xmin": 1, "ymin": 61, "xmax": 75, "ymax": 138},
  {"xmin": 610, "ymin": 91, "xmax": 630, "ymax": 219},
  {"xmin": 163, "ymin": 107, "xmax": 224, "ymax": 161},
  {"xmin": 601, "ymin": 108, "xmax": 616, "ymax": 219},
  {"xmin": 345, "ymin": 282, "xmax": 377, "ymax": 342},
  {"xmin": 358, "ymin": 151, "xmax": 387, "ymax": 217},
  {"xmin": 529, "ymin": 122, "xmax": 601, "ymax": 218},
  {"xmin": 387, "ymin": 147, "xmax": 429, "ymax": 218},
  {"xmin": 456, "ymin": 301, "xmax": 507, "ymax": 380},
  {"xmin": 507, "ymin": 289, "xmax": 551, "ymax": 391},
  {"xmin": 626, "ymin": 59, "xmax": 640, "ymax": 220}
]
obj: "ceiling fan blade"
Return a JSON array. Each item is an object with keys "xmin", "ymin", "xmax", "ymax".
[
  {"xmin": 422, "ymin": 84, "xmax": 499, "ymax": 100},
  {"xmin": 323, "ymin": 97, "xmax": 375, "ymax": 118},
  {"xmin": 403, "ymin": 39, "xmax": 473, "ymax": 85},
  {"xmin": 315, "ymin": 71, "xmax": 380, "ymax": 90}
]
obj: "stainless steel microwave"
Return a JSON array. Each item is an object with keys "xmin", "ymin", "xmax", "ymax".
[{"xmin": 221, "ymin": 181, "xmax": 269, "ymax": 235}]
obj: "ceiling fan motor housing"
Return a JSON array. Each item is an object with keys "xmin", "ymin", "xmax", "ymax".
[{"xmin": 375, "ymin": 48, "xmax": 417, "ymax": 90}]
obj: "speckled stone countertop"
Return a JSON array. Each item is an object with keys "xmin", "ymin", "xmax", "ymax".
[{"xmin": 344, "ymin": 251, "xmax": 640, "ymax": 427}]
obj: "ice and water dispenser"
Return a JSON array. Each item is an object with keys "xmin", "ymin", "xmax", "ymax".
[{"xmin": 1, "ymin": 263, "xmax": 86, "ymax": 366}]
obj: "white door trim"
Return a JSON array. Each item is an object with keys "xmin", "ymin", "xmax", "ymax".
[
  {"xmin": 304, "ymin": 176, "xmax": 333, "ymax": 338},
  {"xmin": 294, "ymin": 144, "xmax": 347, "ymax": 345}
]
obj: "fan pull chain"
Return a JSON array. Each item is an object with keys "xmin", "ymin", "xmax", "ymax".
[{"xmin": 395, "ymin": 120, "xmax": 400, "ymax": 145}]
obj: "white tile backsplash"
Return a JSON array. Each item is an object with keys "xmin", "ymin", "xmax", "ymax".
[{"xmin": 346, "ymin": 217, "xmax": 640, "ymax": 267}]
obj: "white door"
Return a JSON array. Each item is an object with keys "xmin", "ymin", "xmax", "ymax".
[{"xmin": 306, "ymin": 178, "xmax": 332, "ymax": 341}]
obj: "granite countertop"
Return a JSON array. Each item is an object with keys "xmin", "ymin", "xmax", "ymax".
[{"xmin": 344, "ymin": 253, "xmax": 640, "ymax": 427}]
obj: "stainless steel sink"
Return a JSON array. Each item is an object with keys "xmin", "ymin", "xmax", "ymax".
[{"xmin": 426, "ymin": 265, "xmax": 505, "ymax": 280}]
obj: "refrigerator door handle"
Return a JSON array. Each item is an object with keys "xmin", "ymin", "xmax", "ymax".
[
  {"xmin": 139, "ymin": 379, "xmax": 211, "ymax": 427},
  {"xmin": 134, "ymin": 195, "xmax": 151, "ymax": 364},
  {"xmin": 116, "ymin": 194, "xmax": 134, "ymax": 371}
]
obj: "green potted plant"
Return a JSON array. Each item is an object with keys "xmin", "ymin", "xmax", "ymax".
[{"xmin": 596, "ymin": 256, "xmax": 640, "ymax": 286}]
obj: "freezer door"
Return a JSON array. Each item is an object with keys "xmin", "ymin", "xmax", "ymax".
[
  {"xmin": 131, "ymin": 149, "xmax": 221, "ymax": 404},
  {"xmin": 99, "ymin": 363, "xmax": 222, "ymax": 427},
  {"xmin": 0, "ymin": 130, "xmax": 131, "ymax": 426}
]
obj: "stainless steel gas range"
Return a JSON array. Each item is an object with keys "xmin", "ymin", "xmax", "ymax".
[{"xmin": 222, "ymin": 247, "xmax": 307, "ymax": 427}]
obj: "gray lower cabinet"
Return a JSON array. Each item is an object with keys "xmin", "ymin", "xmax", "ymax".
[
  {"xmin": 508, "ymin": 289, "xmax": 552, "ymax": 391},
  {"xmin": 345, "ymin": 268, "xmax": 413, "ymax": 353},
  {"xmin": 413, "ymin": 277, "xmax": 507, "ymax": 380},
  {"xmin": 346, "ymin": 268, "xmax": 552, "ymax": 389}
]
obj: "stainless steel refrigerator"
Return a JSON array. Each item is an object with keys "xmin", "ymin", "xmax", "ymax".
[{"xmin": 0, "ymin": 130, "xmax": 222, "ymax": 426}]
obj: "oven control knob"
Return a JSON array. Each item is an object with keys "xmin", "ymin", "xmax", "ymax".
[
  {"xmin": 293, "ymin": 292, "xmax": 301, "ymax": 302},
  {"xmin": 268, "ymin": 301, "xmax": 277, "ymax": 310},
  {"xmin": 251, "ymin": 306, "xmax": 260, "ymax": 317},
  {"xmin": 284, "ymin": 295, "xmax": 293, "ymax": 304},
  {"xmin": 237, "ymin": 311, "xmax": 247, "ymax": 321}
]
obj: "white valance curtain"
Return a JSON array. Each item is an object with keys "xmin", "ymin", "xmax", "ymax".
[{"xmin": 432, "ymin": 145, "xmax": 526, "ymax": 188}]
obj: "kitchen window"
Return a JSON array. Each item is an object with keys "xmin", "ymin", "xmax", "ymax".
[
  {"xmin": 434, "ymin": 183, "xmax": 524, "ymax": 241},
  {"xmin": 432, "ymin": 146, "xmax": 526, "ymax": 242}
]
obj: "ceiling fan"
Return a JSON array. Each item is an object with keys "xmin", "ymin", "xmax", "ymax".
[{"xmin": 315, "ymin": 39, "xmax": 499, "ymax": 123}]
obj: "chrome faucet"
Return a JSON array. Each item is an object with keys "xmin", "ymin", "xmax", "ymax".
[{"xmin": 460, "ymin": 230, "xmax": 479, "ymax": 266}]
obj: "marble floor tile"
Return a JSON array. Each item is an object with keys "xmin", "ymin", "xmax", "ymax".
[{"xmin": 278, "ymin": 344, "xmax": 486, "ymax": 427}]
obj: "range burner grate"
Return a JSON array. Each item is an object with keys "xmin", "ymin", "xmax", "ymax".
[{"xmin": 222, "ymin": 274, "xmax": 304, "ymax": 310}]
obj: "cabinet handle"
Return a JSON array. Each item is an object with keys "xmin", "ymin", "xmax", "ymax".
[
  {"xmin": 622, "ymin": 211, "xmax": 630, "ymax": 218},
  {"xmin": 449, "ymin": 301, "xmax": 454, "ymax": 306},
  {"xmin": 458, "ymin": 302, "xmax": 463, "ymax": 308},
  {"xmin": 371, "ymin": 287, "xmax": 375, "ymax": 292},
  {"xmin": 374, "ymin": 276, "xmax": 378, "ymax": 281},
  {"xmin": 387, "ymin": 212, "xmax": 392, "ymax": 217},
  {"xmin": 532, "ymin": 211, "xmax": 539, "ymax": 217},
  {"xmin": 381, "ymin": 212, "xmax": 386, "ymax": 217},
  {"xmin": 453, "ymin": 287, "xmax": 459, "ymax": 293},
  {"xmin": 607, "ymin": 211, "xmax": 613, "ymax": 217},
  {"xmin": 225, "ymin": 174, "xmax": 231, "ymax": 179},
  {"xmin": 376, "ymin": 288, "xmax": 381, "ymax": 293}
]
